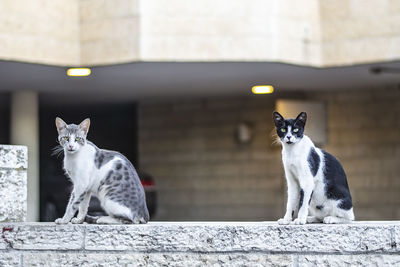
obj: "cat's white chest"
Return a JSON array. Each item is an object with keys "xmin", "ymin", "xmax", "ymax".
[
  {"xmin": 284, "ymin": 154, "xmax": 301, "ymax": 166},
  {"xmin": 64, "ymin": 159, "xmax": 76, "ymax": 177},
  {"xmin": 64, "ymin": 157, "xmax": 87, "ymax": 182},
  {"xmin": 282, "ymin": 138, "xmax": 313, "ymax": 178},
  {"xmin": 283, "ymin": 149, "xmax": 303, "ymax": 172},
  {"xmin": 284, "ymin": 156, "xmax": 303, "ymax": 177},
  {"xmin": 63, "ymin": 145, "xmax": 95, "ymax": 184}
]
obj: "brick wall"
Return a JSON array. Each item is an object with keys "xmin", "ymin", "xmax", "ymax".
[
  {"xmin": 138, "ymin": 87, "xmax": 400, "ymax": 221},
  {"xmin": 311, "ymin": 87, "xmax": 400, "ymax": 220}
]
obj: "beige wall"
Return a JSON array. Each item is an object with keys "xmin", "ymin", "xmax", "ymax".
[
  {"xmin": 0, "ymin": 0, "xmax": 80, "ymax": 65},
  {"xmin": 139, "ymin": 0, "xmax": 321, "ymax": 65},
  {"xmin": 320, "ymin": 0, "xmax": 400, "ymax": 66},
  {"xmin": 1, "ymin": 0, "xmax": 399, "ymax": 66},
  {"xmin": 139, "ymin": 87, "xmax": 400, "ymax": 221},
  {"xmin": 80, "ymin": 0, "xmax": 141, "ymax": 65}
]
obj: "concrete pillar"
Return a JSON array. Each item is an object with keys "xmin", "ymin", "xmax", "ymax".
[{"xmin": 10, "ymin": 91, "xmax": 39, "ymax": 222}]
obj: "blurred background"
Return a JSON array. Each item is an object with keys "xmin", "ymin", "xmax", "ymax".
[{"xmin": 0, "ymin": 0, "xmax": 399, "ymax": 222}]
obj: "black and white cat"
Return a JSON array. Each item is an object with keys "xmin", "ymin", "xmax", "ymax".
[
  {"xmin": 55, "ymin": 117, "xmax": 149, "ymax": 224},
  {"xmin": 273, "ymin": 111, "xmax": 354, "ymax": 224}
]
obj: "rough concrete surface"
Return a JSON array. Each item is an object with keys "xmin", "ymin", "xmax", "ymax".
[
  {"xmin": 0, "ymin": 145, "xmax": 27, "ymax": 222},
  {"xmin": 0, "ymin": 222, "xmax": 399, "ymax": 266}
]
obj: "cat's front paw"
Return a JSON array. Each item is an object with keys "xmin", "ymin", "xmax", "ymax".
[
  {"xmin": 277, "ymin": 218, "xmax": 291, "ymax": 225},
  {"xmin": 292, "ymin": 218, "xmax": 307, "ymax": 225},
  {"xmin": 55, "ymin": 218, "xmax": 69, "ymax": 224},
  {"xmin": 71, "ymin": 217, "xmax": 85, "ymax": 224}
]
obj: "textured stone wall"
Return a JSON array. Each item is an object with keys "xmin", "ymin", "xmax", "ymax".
[
  {"xmin": 309, "ymin": 87, "xmax": 400, "ymax": 220},
  {"xmin": 139, "ymin": 87, "xmax": 400, "ymax": 221},
  {"xmin": 139, "ymin": 96, "xmax": 285, "ymax": 221},
  {"xmin": 0, "ymin": 222, "xmax": 399, "ymax": 266},
  {"xmin": 0, "ymin": 145, "xmax": 27, "ymax": 222}
]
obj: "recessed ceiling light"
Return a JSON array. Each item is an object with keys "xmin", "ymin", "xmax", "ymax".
[
  {"xmin": 252, "ymin": 85, "xmax": 274, "ymax": 94},
  {"xmin": 67, "ymin": 68, "xmax": 91, "ymax": 77}
]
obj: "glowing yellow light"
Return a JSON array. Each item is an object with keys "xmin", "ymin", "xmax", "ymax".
[
  {"xmin": 67, "ymin": 68, "xmax": 91, "ymax": 77},
  {"xmin": 251, "ymin": 85, "xmax": 274, "ymax": 94}
]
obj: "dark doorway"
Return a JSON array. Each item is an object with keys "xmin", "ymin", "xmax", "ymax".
[{"xmin": 0, "ymin": 93, "xmax": 10, "ymax": 144}]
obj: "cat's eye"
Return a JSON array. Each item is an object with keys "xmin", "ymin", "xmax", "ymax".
[
  {"xmin": 75, "ymin": 137, "xmax": 82, "ymax": 142},
  {"xmin": 293, "ymin": 128, "xmax": 299, "ymax": 133},
  {"xmin": 280, "ymin": 128, "xmax": 286, "ymax": 133},
  {"xmin": 62, "ymin": 136, "xmax": 69, "ymax": 141}
]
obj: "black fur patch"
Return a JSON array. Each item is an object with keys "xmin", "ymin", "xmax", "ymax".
[
  {"xmin": 298, "ymin": 189, "xmax": 304, "ymax": 210},
  {"xmin": 308, "ymin": 147, "xmax": 320, "ymax": 177},
  {"xmin": 105, "ymin": 171, "xmax": 114, "ymax": 184},
  {"xmin": 322, "ymin": 151, "xmax": 353, "ymax": 210},
  {"xmin": 115, "ymin": 163, "xmax": 122, "ymax": 170},
  {"xmin": 339, "ymin": 199, "xmax": 353, "ymax": 210},
  {"xmin": 113, "ymin": 214, "xmax": 133, "ymax": 223},
  {"xmin": 78, "ymin": 192, "xmax": 85, "ymax": 202},
  {"xmin": 84, "ymin": 215, "xmax": 99, "ymax": 224}
]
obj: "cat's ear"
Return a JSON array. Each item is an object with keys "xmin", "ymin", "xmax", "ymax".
[
  {"xmin": 272, "ymin": 111, "xmax": 284, "ymax": 127},
  {"xmin": 295, "ymin": 112, "xmax": 307, "ymax": 125},
  {"xmin": 79, "ymin": 118, "xmax": 91, "ymax": 134},
  {"xmin": 55, "ymin": 117, "xmax": 67, "ymax": 134}
]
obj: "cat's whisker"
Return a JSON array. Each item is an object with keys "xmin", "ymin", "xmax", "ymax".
[
  {"xmin": 52, "ymin": 145, "xmax": 64, "ymax": 158},
  {"xmin": 270, "ymin": 130, "xmax": 281, "ymax": 146}
]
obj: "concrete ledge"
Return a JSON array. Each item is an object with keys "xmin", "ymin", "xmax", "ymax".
[
  {"xmin": 0, "ymin": 145, "xmax": 27, "ymax": 222},
  {"xmin": 0, "ymin": 145, "xmax": 28, "ymax": 170},
  {"xmin": 0, "ymin": 222, "xmax": 399, "ymax": 266}
]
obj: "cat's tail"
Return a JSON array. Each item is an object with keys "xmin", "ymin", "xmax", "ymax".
[
  {"xmin": 84, "ymin": 215, "xmax": 99, "ymax": 224},
  {"xmin": 142, "ymin": 207, "xmax": 150, "ymax": 223}
]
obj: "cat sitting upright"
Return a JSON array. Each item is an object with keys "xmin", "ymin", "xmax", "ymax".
[
  {"xmin": 273, "ymin": 111, "xmax": 354, "ymax": 224},
  {"xmin": 55, "ymin": 117, "xmax": 149, "ymax": 224}
]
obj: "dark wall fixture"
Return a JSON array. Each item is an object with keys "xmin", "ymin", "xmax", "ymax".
[{"xmin": 370, "ymin": 66, "xmax": 400, "ymax": 74}]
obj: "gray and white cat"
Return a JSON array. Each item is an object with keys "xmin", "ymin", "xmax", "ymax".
[
  {"xmin": 273, "ymin": 111, "xmax": 354, "ymax": 224},
  {"xmin": 55, "ymin": 117, "xmax": 149, "ymax": 224}
]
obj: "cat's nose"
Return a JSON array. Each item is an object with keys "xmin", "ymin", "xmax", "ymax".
[{"xmin": 287, "ymin": 136, "xmax": 292, "ymax": 140}]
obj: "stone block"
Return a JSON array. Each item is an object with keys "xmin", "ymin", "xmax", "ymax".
[
  {"xmin": 80, "ymin": 38, "xmax": 139, "ymax": 65},
  {"xmin": 0, "ymin": 170, "xmax": 27, "ymax": 222},
  {"xmin": 0, "ymin": 145, "xmax": 27, "ymax": 222},
  {"xmin": 22, "ymin": 252, "xmax": 293, "ymax": 267},
  {"xmin": 80, "ymin": 17, "xmax": 140, "ymax": 42},
  {"xmin": 0, "ymin": 222, "xmax": 399, "ymax": 267},
  {"xmin": 0, "ymin": 223, "xmax": 84, "ymax": 250},
  {"xmin": 85, "ymin": 222, "xmax": 394, "ymax": 253},
  {"xmin": 0, "ymin": 145, "xmax": 27, "ymax": 169},
  {"xmin": 298, "ymin": 254, "xmax": 400, "ymax": 266},
  {"xmin": 395, "ymin": 225, "xmax": 400, "ymax": 251},
  {"xmin": 80, "ymin": 0, "xmax": 140, "ymax": 21},
  {"xmin": 0, "ymin": 252, "xmax": 20, "ymax": 267}
]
